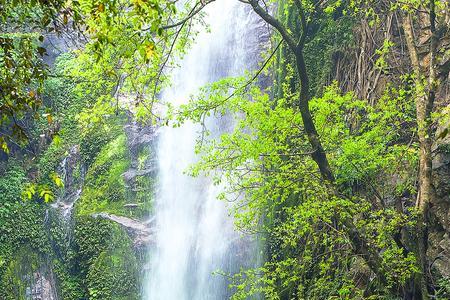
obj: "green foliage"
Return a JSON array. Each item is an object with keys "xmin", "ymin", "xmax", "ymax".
[
  {"xmin": 0, "ymin": 0, "xmax": 190, "ymax": 151},
  {"xmin": 79, "ymin": 116, "xmax": 125, "ymax": 168},
  {"xmin": 0, "ymin": 0, "xmax": 75, "ymax": 153},
  {"xmin": 1, "ymin": 0, "xmax": 446, "ymax": 299},
  {"xmin": 77, "ymin": 121, "xmax": 154, "ymax": 218},
  {"xmin": 41, "ymin": 53, "xmax": 86, "ymax": 131},
  {"xmin": 76, "ymin": 0, "xmax": 176, "ymax": 56},
  {"xmin": 0, "ymin": 202, "xmax": 50, "ymax": 252},
  {"xmin": 87, "ymin": 248, "xmax": 138, "ymax": 300},
  {"xmin": 0, "ymin": 0, "xmax": 68, "ymax": 27},
  {"xmin": 74, "ymin": 216, "xmax": 139, "ymax": 299},
  {"xmin": 0, "ymin": 248, "xmax": 41, "ymax": 300},
  {"xmin": 129, "ymin": 144, "xmax": 156, "ymax": 216},
  {"xmin": 0, "ymin": 197, "xmax": 52, "ymax": 300},
  {"xmin": 174, "ymin": 72, "xmax": 421, "ymax": 298},
  {"xmin": 0, "ymin": 33, "xmax": 48, "ymax": 152},
  {"xmin": 303, "ymin": 11, "xmax": 355, "ymax": 97},
  {"xmin": 0, "ymin": 163, "xmax": 27, "ymax": 204},
  {"xmin": 27, "ymin": 54, "xmax": 87, "ymax": 201},
  {"xmin": 133, "ymin": 173, "xmax": 155, "ymax": 215},
  {"xmin": 77, "ymin": 133, "xmax": 130, "ymax": 215},
  {"xmin": 52, "ymin": 260, "xmax": 85, "ymax": 300},
  {"xmin": 64, "ymin": 0, "xmax": 208, "ymax": 129},
  {"xmin": 435, "ymin": 276, "xmax": 450, "ymax": 300},
  {"xmin": 311, "ymin": 83, "xmax": 417, "ymax": 195},
  {"xmin": 0, "ymin": 48, "xmax": 143, "ymax": 299},
  {"xmin": 0, "ymin": 201, "xmax": 141, "ymax": 299}
]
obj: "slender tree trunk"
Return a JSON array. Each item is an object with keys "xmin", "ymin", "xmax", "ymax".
[
  {"xmin": 294, "ymin": 49, "xmax": 335, "ymax": 183},
  {"xmin": 402, "ymin": 3, "xmax": 438, "ymax": 297}
]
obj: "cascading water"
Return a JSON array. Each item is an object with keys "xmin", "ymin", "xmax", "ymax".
[{"xmin": 144, "ymin": 1, "xmax": 267, "ymax": 299}]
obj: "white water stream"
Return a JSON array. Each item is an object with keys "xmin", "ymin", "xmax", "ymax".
[{"xmin": 144, "ymin": 1, "xmax": 266, "ymax": 299}]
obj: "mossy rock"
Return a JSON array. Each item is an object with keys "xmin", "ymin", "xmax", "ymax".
[
  {"xmin": 74, "ymin": 216, "xmax": 140, "ymax": 300},
  {"xmin": 77, "ymin": 126, "xmax": 155, "ymax": 218},
  {"xmin": 77, "ymin": 134, "xmax": 130, "ymax": 216},
  {"xmin": 0, "ymin": 247, "xmax": 58, "ymax": 300},
  {"xmin": 87, "ymin": 248, "xmax": 139, "ymax": 300}
]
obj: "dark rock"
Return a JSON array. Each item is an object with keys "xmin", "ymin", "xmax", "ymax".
[
  {"xmin": 124, "ymin": 203, "xmax": 140, "ymax": 209},
  {"xmin": 430, "ymin": 122, "xmax": 450, "ymax": 277}
]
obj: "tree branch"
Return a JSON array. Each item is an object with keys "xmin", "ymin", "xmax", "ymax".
[
  {"xmin": 247, "ymin": 0, "xmax": 297, "ymax": 50},
  {"xmin": 160, "ymin": 0, "xmax": 216, "ymax": 30}
]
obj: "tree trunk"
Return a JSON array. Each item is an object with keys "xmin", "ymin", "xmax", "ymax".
[
  {"xmin": 293, "ymin": 48, "xmax": 389, "ymax": 284},
  {"xmin": 248, "ymin": 0, "xmax": 388, "ymax": 289},
  {"xmin": 294, "ymin": 50, "xmax": 335, "ymax": 183},
  {"xmin": 402, "ymin": 4, "xmax": 438, "ymax": 297}
]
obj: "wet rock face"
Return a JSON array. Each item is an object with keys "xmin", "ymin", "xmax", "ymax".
[
  {"xmin": 60, "ymin": 145, "xmax": 83, "ymax": 192},
  {"xmin": 51, "ymin": 145, "xmax": 85, "ymax": 219},
  {"xmin": 42, "ymin": 32, "xmax": 84, "ymax": 67},
  {"xmin": 430, "ymin": 128, "xmax": 450, "ymax": 278},
  {"xmin": 433, "ymin": 158, "xmax": 450, "ymax": 232},
  {"xmin": 123, "ymin": 119, "xmax": 157, "ymax": 190},
  {"xmin": 122, "ymin": 118, "xmax": 158, "ymax": 213},
  {"xmin": 122, "ymin": 167, "xmax": 157, "ymax": 183},
  {"xmin": 92, "ymin": 212, "xmax": 154, "ymax": 249},
  {"xmin": 28, "ymin": 271, "xmax": 58, "ymax": 300},
  {"xmin": 124, "ymin": 120, "xmax": 157, "ymax": 169}
]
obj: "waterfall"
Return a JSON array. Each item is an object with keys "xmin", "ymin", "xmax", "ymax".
[{"xmin": 144, "ymin": 1, "xmax": 267, "ymax": 299}]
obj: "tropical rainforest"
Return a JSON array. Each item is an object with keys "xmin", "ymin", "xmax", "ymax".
[{"xmin": 0, "ymin": 0, "xmax": 449, "ymax": 299}]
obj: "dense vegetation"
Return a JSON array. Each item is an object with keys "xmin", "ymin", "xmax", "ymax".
[{"xmin": 1, "ymin": 0, "xmax": 449, "ymax": 299}]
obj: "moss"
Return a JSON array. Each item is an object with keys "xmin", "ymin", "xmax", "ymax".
[
  {"xmin": 0, "ymin": 202, "xmax": 50, "ymax": 255},
  {"xmin": 37, "ymin": 139, "xmax": 69, "ymax": 187},
  {"xmin": 73, "ymin": 216, "xmax": 140, "ymax": 299},
  {"xmin": 0, "ymin": 52, "xmax": 147, "ymax": 299},
  {"xmin": 0, "ymin": 248, "xmax": 45, "ymax": 300},
  {"xmin": 77, "ymin": 129, "xmax": 155, "ymax": 218},
  {"xmin": 274, "ymin": 0, "xmax": 355, "ymax": 99},
  {"xmin": 0, "ymin": 215, "xmax": 140, "ymax": 300},
  {"xmin": 35, "ymin": 54, "xmax": 88, "ymax": 187},
  {"xmin": 87, "ymin": 247, "xmax": 139, "ymax": 300},
  {"xmin": 133, "ymin": 174, "xmax": 155, "ymax": 216},
  {"xmin": 52, "ymin": 259, "xmax": 84, "ymax": 300},
  {"xmin": 137, "ymin": 146, "xmax": 151, "ymax": 170},
  {"xmin": 77, "ymin": 134, "xmax": 130, "ymax": 216},
  {"xmin": 79, "ymin": 117, "xmax": 126, "ymax": 168},
  {"xmin": 0, "ymin": 163, "xmax": 26, "ymax": 203},
  {"xmin": 436, "ymin": 276, "xmax": 450, "ymax": 300}
]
